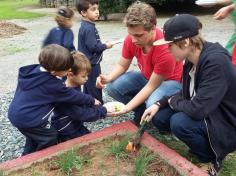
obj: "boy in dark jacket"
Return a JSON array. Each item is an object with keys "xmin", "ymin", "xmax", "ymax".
[
  {"xmin": 76, "ymin": 0, "xmax": 113, "ymax": 104},
  {"xmin": 52, "ymin": 52, "xmax": 114, "ymax": 142},
  {"xmin": 142, "ymin": 14, "xmax": 236, "ymax": 176},
  {"xmin": 8, "ymin": 44, "xmax": 97, "ymax": 155},
  {"xmin": 42, "ymin": 6, "xmax": 75, "ymax": 52}
]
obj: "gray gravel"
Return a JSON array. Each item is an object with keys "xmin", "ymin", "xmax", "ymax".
[{"xmin": 0, "ymin": 11, "xmax": 234, "ymax": 163}]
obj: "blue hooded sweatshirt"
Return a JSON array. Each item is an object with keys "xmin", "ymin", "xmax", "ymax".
[
  {"xmin": 52, "ymin": 87, "xmax": 107, "ymax": 140},
  {"xmin": 8, "ymin": 64, "xmax": 94, "ymax": 129}
]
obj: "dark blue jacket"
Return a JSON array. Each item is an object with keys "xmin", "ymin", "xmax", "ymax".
[
  {"xmin": 78, "ymin": 20, "xmax": 107, "ymax": 65},
  {"xmin": 8, "ymin": 64, "xmax": 94, "ymax": 129},
  {"xmin": 43, "ymin": 27, "xmax": 75, "ymax": 52},
  {"xmin": 170, "ymin": 42, "xmax": 236, "ymax": 162},
  {"xmin": 52, "ymin": 88, "xmax": 107, "ymax": 140}
]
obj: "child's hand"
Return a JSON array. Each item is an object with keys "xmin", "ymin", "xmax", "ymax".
[
  {"xmin": 105, "ymin": 42, "xmax": 113, "ymax": 49},
  {"xmin": 94, "ymin": 99, "xmax": 101, "ymax": 106}
]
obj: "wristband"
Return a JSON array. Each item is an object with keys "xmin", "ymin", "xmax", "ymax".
[{"xmin": 154, "ymin": 101, "xmax": 161, "ymax": 107}]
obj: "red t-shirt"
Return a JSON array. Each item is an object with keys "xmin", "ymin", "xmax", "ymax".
[{"xmin": 122, "ymin": 28, "xmax": 183, "ymax": 81}]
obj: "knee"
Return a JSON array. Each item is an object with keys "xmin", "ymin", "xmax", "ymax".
[{"xmin": 170, "ymin": 113, "xmax": 188, "ymax": 137}]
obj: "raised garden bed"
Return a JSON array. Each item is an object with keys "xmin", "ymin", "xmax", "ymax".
[{"xmin": 0, "ymin": 121, "xmax": 208, "ymax": 176}]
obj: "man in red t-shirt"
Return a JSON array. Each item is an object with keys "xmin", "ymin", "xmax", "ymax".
[{"xmin": 96, "ymin": 1, "xmax": 183, "ymax": 124}]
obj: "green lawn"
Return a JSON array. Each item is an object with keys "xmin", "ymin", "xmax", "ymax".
[
  {"xmin": 147, "ymin": 126, "xmax": 236, "ymax": 176},
  {"xmin": 0, "ymin": 0, "xmax": 44, "ymax": 20}
]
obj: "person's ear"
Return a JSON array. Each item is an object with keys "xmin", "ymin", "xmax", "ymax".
[
  {"xmin": 81, "ymin": 10, "xmax": 87, "ymax": 17},
  {"xmin": 67, "ymin": 72, "xmax": 74, "ymax": 78},
  {"xmin": 184, "ymin": 38, "xmax": 190, "ymax": 47}
]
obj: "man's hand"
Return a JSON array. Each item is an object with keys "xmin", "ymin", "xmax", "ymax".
[
  {"xmin": 140, "ymin": 104, "xmax": 160, "ymax": 124},
  {"xmin": 96, "ymin": 74, "xmax": 111, "ymax": 89}
]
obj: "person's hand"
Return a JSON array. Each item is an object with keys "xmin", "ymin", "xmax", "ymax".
[
  {"xmin": 107, "ymin": 105, "xmax": 128, "ymax": 117},
  {"xmin": 96, "ymin": 74, "xmax": 111, "ymax": 89},
  {"xmin": 105, "ymin": 42, "xmax": 113, "ymax": 49},
  {"xmin": 213, "ymin": 5, "xmax": 233, "ymax": 20},
  {"xmin": 140, "ymin": 104, "xmax": 160, "ymax": 124},
  {"xmin": 94, "ymin": 98, "xmax": 101, "ymax": 106}
]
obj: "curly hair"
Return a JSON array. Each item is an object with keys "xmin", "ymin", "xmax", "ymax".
[{"xmin": 124, "ymin": 1, "xmax": 157, "ymax": 31}]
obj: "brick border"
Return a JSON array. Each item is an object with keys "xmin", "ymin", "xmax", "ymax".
[{"xmin": 0, "ymin": 121, "xmax": 207, "ymax": 176}]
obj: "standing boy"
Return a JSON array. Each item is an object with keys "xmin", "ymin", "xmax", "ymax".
[
  {"xmin": 8, "ymin": 44, "xmax": 97, "ymax": 155},
  {"xmin": 76, "ymin": 0, "xmax": 113, "ymax": 104},
  {"xmin": 52, "ymin": 52, "xmax": 114, "ymax": 142}
]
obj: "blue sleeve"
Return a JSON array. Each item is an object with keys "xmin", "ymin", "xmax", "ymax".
[
  {"xmin": 63, "ymin": 30, "xmax": 75, "ymax": 52},
  {"xmin": 44, "ymin": 79, "xmax": 95, "ymax": 106},
  {"xmin": 84, "ymin": 27, "xmax": 107, "ymax": 53},
  {"xmin": 169, "ymin": 57, "xmax": 228, "ymax": 120},
  {"xmin": 63, "ymin": 104, "xmax": 107, "ymax": 122},
  {"xmin": 42, "ymin": 29, "xmax": 52, "ymax": 48}
]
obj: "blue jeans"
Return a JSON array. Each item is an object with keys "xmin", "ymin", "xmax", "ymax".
[
  {"xmin": 107, "ymin": 71, "xmax": 181, "ymax": 122},
  {"xmin": 152, "ymin": 107, "xmax": 215, "ymax": 162}
]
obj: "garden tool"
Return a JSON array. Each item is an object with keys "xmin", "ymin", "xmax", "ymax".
[{"xmin": 125, "ymin": 119, "xmax": 149, "ymax": 153}]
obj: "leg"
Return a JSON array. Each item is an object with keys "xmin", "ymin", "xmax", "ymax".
[
  {"xmin": 106, "ymin": 71, "xmax": 147, "ymax": 104},
  {"xmin": 170, "ymin": 112, "xmax": 215, "ymax": 162},
  {"xmin": 152, "ymin": 107, "xmax": 176, "ymax": 133},
  {"xmin": 146, "ymin": 80, "xmax": 182, "ymax": 108},
  {"xmin": 84, "ymin": 64, "xmax": 103, "ymax": 104}
]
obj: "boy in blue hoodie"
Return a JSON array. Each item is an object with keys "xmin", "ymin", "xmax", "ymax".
[
  {"xmin": 8, "ymin": 44, "xmax": 98, "ymax": 155},
  {"xmin": 42, "ymin": 6, "xmax": 75, "ymax": 52},
  {"xmin": 76, "ymin": 0, "xmax": 113, "ymax": 104},
  {"xmin": 52, "ymin": 52, "xmax": 114, "ymax": 142}
]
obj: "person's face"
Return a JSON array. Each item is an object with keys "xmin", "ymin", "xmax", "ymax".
[
  {"xmin": 70, "ymin": 70, "xmax": 89, "ymax": 86},
  {"xmin": 82, "ymin": 4, "xmax": 99, "ymax": 22},
  {"xmin": 168, "ymin": 41, "xmax": 189, "ymax": 61},
  {"xmin": 128, "ymin": 25, "xmax": 154, "ymax": 47}
]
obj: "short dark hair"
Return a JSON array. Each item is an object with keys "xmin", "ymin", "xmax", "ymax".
[
  {"xmin": 71, "ymin": 51, "xmax": 91, "ymax": 75},
  {"xmin": 76, "ymin": 0, "xmax": 98, "ymax": 14},
  {"xmin": 39, "ymin": 44, "xmax": 74, "ymax": 72}
]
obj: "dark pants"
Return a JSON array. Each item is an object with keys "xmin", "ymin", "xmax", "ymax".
[
  {"xmin": 152, "ymin": 107, "xmax": 215, "ymax": 163},
  {"xmin": 58, "ymin": 125, "xmax": 90, "ymax": 143},
  {"xmin": 19, "ymin": 124, "xmax": 58, "ymax": 155},
  {"xmin": 84, "ymin": 64, "xmax": 103, "ymax": 104}
]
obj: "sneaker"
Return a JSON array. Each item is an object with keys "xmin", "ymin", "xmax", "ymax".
[{"xmin": 197, "ymin": 162, "xmax": 218, "ymax": 176}]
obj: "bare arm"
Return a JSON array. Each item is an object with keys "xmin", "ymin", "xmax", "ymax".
[
  {"xmin": 96, "ymin": 57, "xmax": 132, "ymax": 88},
  {"xmin": 214, "ymin": 3, "xmax": 236, "ymax": 20},
  {"xmin": 125, "ymin": 72, "xmax": 165, "ymax": 112}
]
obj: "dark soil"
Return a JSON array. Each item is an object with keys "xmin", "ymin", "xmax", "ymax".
[{"xmin": 0, "ymin": 22, "xmax": 27, "ymax": 38}]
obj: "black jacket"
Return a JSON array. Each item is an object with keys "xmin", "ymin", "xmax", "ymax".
[{"xmin": 169, "ymin": 42, "xmax": 236, "ymax": 162}]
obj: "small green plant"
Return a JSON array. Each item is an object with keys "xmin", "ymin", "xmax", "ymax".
[
  {"xmin": 109, "ymin": 134, "xmax": 132, "ymax": 159},
  {"xmin": 55, "ymin": 149, "xmax": 86, "ymax": 176},
  {"xmin": 134, "ymin": 148, "xmax": 155, "ymax": 176},
  {"xmin": 31, "ymin": 167, "xmax": 42, "ymax": 176},
  {"xmin": 0, "ymin": 170, "xmax": 5, "ymax": 176}
]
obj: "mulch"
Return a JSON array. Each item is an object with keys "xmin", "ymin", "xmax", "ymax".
[{"xmin": 0, "ymin": 21, "xmax": 27, "ymax": 38}]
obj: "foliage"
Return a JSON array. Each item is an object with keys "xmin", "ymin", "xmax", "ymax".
[
  {"xmin": 0, "ymin": 0, "xmax": 44, "ymax": 20},
  {"xmin": 55, "ymin": 149, "xmax": 86, "ymax": 176},
  {"xmin": 134, "ymin": 148, "xmax": 155, "ymax": 176},
  {"xmin": 0, "ymin": 171, "xmax": 5, "ymax": 176}
]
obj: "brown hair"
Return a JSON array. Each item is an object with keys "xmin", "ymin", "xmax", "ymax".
[
  {"xmin": 124, "ymin": 1, "xmax": 157, "ymax": 31},
  {"xmin": 76, "ymin": 0, "xmax": 98, "ymax": 14},
  {"xmin": 39, "ymin": 44, "xmax": 74, "ymax": 72},
  {"xmin": 55, "ymin": 6, "xmax": 74, "ymax": 28},
  {"xmin": 174, "ymin": 34, "xmax": 205, "ymax": 51},
  {"xmin": 71, "ymin": 51, "xmax": 91, "ymax": 75}
]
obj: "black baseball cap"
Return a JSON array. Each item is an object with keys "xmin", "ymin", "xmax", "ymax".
[{"xmin": 153, "ymin": 14, "xmax": 199, "ymax": 46}]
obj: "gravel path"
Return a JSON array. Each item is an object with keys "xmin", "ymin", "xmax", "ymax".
[{"xmin": 0, "ymin": 12, "xmax": 234, "ymax": 163}]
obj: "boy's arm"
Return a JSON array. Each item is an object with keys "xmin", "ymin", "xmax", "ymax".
[
  {"xmin": 63, "ymin": 104, "xmax": 107, "ymax": 122},
  {"xmin": 42, "ymin": 29, "xmax": 53, "ymax": 48},
  {"xmin": 84, "ymin": 28, "xmax": 107, "ymax": 53}
]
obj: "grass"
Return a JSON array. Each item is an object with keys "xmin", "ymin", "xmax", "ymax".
[
  {"xmin": 147, "ymin": 126, "xmax": 236, "ymax": 176},
  {"xmin": 0, "ymin": 0, "xmax": 44, "ymax": 20},
  {"xmin": 0, "ymin": 171, "xmax": 5, "ymax": 176},
  {"xmin": 134, "ymin": 148, "xmax": 156, "ymax": 176},
  {"xmin": 55, "ymin": 149, "xmax": 87, "ymax": 176}
]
